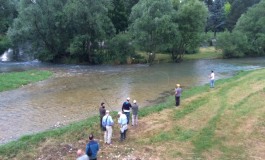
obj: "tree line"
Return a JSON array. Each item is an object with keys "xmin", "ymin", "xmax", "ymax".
[{"xmin": 0, "ymin": 0, "xmax": 264, "ymax": 64}]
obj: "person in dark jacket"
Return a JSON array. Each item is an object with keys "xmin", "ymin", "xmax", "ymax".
[
  {"xmin": 99, "ymin": 102, "xmax": 106, "ymax": 131},
  {"xmin": 86, "ymin": 134, "xmax": 99, "ymax": 160},
  {"xmin": 122, "ymin": 97, "xmax": 132, "ymax": 124}
]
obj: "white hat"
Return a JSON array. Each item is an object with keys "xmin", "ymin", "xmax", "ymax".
[
  {"xmin": 118, "ymin": 111, "xmax": 122, "ymax": 115},
  {"xmin": 127, "ymin": 97, "xmax": 130, "ymax": 100},
  {"xmin": 133, "ymin": 100, "xmax": 137, "ymax": 103},
  {"xmin": 106, "ymin": 110, "xmax": 110, "ymax": 113}
]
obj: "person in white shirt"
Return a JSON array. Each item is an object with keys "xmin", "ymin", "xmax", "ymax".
[
  {"xmin": 118, "ymin": 111, "xmax": 128, "ymax": 142},
  {"xmin": 209, "ymin": 70, "xmax": 215, "ymax": 88}
]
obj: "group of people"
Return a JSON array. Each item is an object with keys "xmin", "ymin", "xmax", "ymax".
[
  {"xmin": 76, "ymin": 98, "xmax": 139, "ymax": 160},
  {"xmin": 99, "ymin": 97, "xmax": 139, "ymax": 144},
  {"xmin": 77, "ymin": 70, "xmax": 215, "ymax": 159}
]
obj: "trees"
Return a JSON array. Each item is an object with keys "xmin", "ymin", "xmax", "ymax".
[
  {"xmin": 0, "ymin": 0, "xmax": 17, "ymax": 54},
  {"xmin": 217, "ymin": 0, "xmax": 265, "ymax": 57},
  {"xmin": 8, "ymin": 0, "xmax": 115, "ymax": 63},
  {"xmin": 129, "ymin": 0, "xmax": 178, "ymax": 63},
  {"xmin": 172, "ymin": 0, "xmax": 208, "ymax": 62},
  {"xmin": 205, "ymin": 0, "xmax": 226, "ymax": 37},
  {"xmin": 226, "ymin": 0, "xmax": 260, "ymax": 31},
  {"xmin": 108, "ymin": 0, "xmax": 128, "ymax": 34}
]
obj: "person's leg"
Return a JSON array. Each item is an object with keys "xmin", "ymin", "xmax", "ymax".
[
  {"xmin": 104, "ymin": 130, "xmax": 107, "ymax": 143},
  {"xmin": 124, "ymin": 129, "xmax": 127, "ymax": 139},
  {"xmin": 176, "ymin": 96, "xmax": 180, "ymax": 106},
  {"xmin": 136, "ymin": 115, "xmax": 138, "ymax": 125},
  {"xmin": 106, "ymin": 126, "xmax": 112, "ymax": 144},
  {"xmin": 132, "ymin": 114, "xmax": 135, "ymax": 126},
  {"xmin": 120, "ymin": 131, "xmax": 124, "ymax": 141},
  {"xmin": 125, "ymin": 112, "xmax": 130, "ymax": 124}
]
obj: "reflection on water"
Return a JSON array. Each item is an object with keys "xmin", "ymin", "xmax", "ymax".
[{"xmin": 0, "ymin": 58, "xmax": 265, "ymax": 144}]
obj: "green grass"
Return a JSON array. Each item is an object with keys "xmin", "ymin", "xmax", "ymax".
[
  {"xmin": 136, "ymin": 47, "xmax": 223, "ymax": 63},
  {"xmin": 0, "ymin": 70, "xmax": 52, "ymax": 92}
]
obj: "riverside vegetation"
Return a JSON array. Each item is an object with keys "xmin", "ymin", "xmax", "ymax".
[{"xmin": 0, "ymin": 67, "xmax": 264, "ymax": 159}]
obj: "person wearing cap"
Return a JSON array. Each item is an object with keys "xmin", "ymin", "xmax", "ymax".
[
  {"xmin": 175, "ymin": 84, "xmax": 182, "ymax": 106},
  {"xmin": 122, "ymin": 97, "xmax": 132, "ymax": 124},
  {"xmin": 131, "ymin": 100, "xmax": 139, "ymax": 126},
  {"xmin": 118, "ymin": 111, "xmax": 128, "ymax": 141},
  {"xmin": 76, "ymin": 149, "xmax": 89, "ymax": 160},
  {"xmin": 86, "ymin": 134, "xmax": 99, "ymax": 160},
  {"xmin": 99, "ymin": 102, "xmax": 106, "ymax": 131},
  {"xmin": 102, "ymin": 110, "xmax": 114, "ymax": 145}
]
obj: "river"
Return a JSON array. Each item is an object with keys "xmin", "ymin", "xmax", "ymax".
[{"xmin": 0, "ymin": 58, "xmax": 265, "ymax": 144}]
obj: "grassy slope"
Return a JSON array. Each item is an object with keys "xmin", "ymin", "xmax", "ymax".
[{"xmin": 0, "ymin": 68, "xmax": 264, "ymax": 160}]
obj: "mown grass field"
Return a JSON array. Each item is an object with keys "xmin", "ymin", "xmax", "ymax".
[{"xmin": 0, "ymin": 68, "xmax": 264, "ymax": 160}]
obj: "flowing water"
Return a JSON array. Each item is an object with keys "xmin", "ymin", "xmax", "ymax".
[{"xmin": 0, "ymin": 58, "xmax": 265, "ymax": 144}]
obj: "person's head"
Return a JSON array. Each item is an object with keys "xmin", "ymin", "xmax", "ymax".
[
  {"xmin": 77, "ymin": 149, "xmax": 84, "ymax": 157},
  {"xmin": 89, "ymin": 134, "xmax": 94, "ymax": 140},
  {"xmin": 133, "ymin": 100, "xmax": 137, "ymax": 104},
  {"xmin": 106, "ymin": 110, "xmax": 110, "ymax": 114},
  {"xmin": 118, "ymin": 111, "xmax": 122, "ymax": 116},
  {"xmin": 101, "ymin": 102, "xmax": 105, "ymax": 107},
  {"xmin": 126, "ymin": 97, "xmax": 130, "ymax": 101},
  {"xmin": 211, "ymin": 70, "xmax": 214, "ymax": 73},
  {"xmin": 176, "ymin": 84, "xmax": 180, "ymax": 88}
]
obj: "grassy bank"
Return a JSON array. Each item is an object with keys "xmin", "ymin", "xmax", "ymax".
[
  {"xmin": 137, "ymin": 47, "xmax": 222, "ymax": 63},
  {"xmin": 0, "ymin": 70, "xmax": 52, "ymax": 92},
  {"xmin": 0, "ymin": 68, "xmax": 264, "ymax": 159}
]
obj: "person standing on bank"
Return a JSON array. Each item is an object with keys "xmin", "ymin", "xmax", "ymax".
[
  {"xmin": 131, "ymin": 100, "xmax": 139, "ymax": 126},
  {"xmin": 118, "ymin": 111, "xmax": 128, "ymax": 142},
  {"xmin": 99, "ymin": 102, "xmax": 106, "ymax": 131},
  {"xmin": 209, "ymin": 70, "xmax": 215, "ymax": 88},
  {"xmin": 122, "ymin": 97, "xmax": 132, "ymax": 124},
  {"xmin": 175, "ymin": 84, "xmax": 182, "ymax": 107},
  {"xmin": 86, "ymin": 134, "xmax": 99, "ymax": 160},
  {"xmin": 102, "ymin": 110, "xmax": 114, "ymax": 145}
]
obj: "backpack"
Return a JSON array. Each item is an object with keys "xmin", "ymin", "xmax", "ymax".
[{"xmin": 86, "ymin": 144, "xmax": 92, "ymax": 157}]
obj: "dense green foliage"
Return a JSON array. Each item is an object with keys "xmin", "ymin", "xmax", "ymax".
[
  {"xmin": 130, "ymin": 0, "xmax": 207, "ymax": 63},
  {"xmin": 217, "ymin": 0, "xmax": 265, "ymax": 58},
  {"xmin": 0, "ymin": 0, "xmax": 264, "ymax": 63},
  {"xmin": 0, "ymin": 0, "xmax": 17, "ymax": 53}
]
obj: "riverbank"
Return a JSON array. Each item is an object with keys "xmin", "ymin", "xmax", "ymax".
[
  {"xmin": 0, "ymin": 68, "xmax": 264, "ymax": 159},
  {"xmin": 0, "ymin": 70, "xmax": 52, "ymax": 92},
  {"xmin": 138, "ymin": 47, "xmax": 222, "ymax": 63}
]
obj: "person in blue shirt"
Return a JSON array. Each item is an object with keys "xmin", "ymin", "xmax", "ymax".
[
  {"xmin": 86, "ymin": 134, "xmax": 99, "ymax": 160},
  {"xmin": 102, "ymin": 110, "xmax": 114, "ymax": 145},
  {"xmin": 118, "ymin": 111, "xmax": 128, "ymax": 142}
]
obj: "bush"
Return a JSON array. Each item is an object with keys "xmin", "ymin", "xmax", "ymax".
[
  {"xmin": 216, "ymin": 31, "xmax": 248, "ymax": 58},
  {"xmin": 0, "ymin": 35, "xmax": 11, "ymax": 54},
  {"xmin": 106, "ymin": 33, "xmax": 136, "ymax": 64}
]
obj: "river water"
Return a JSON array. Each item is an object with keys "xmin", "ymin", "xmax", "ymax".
[{"xmin": 0, "ymin": 58, "xmax": 265, "ymax": 144}]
